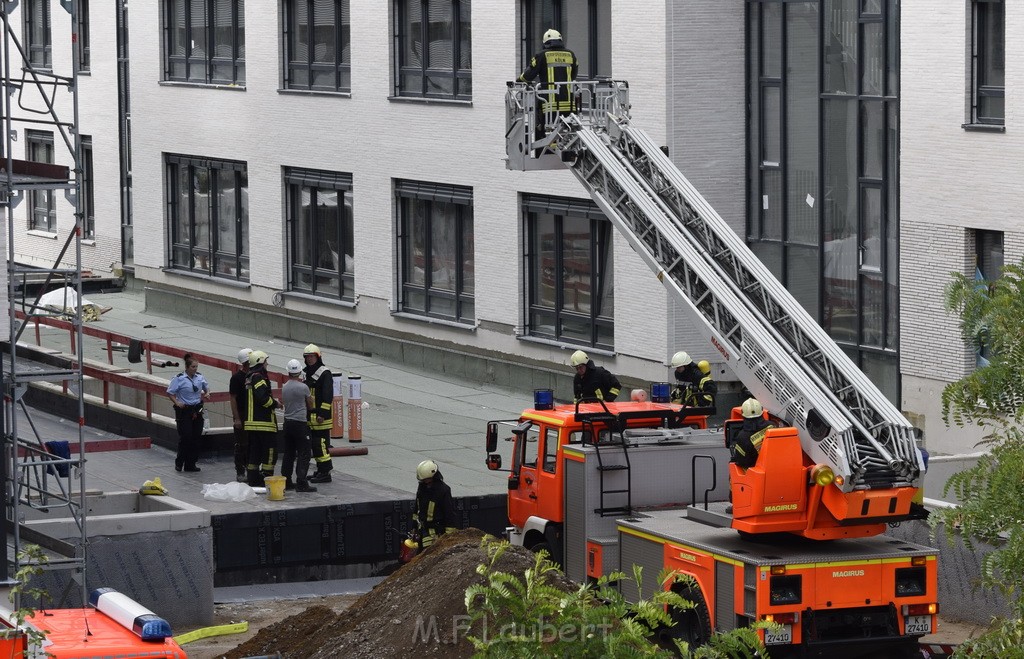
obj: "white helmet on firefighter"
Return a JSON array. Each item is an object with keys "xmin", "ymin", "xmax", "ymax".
[
  {"xmin": 286, "ymin": 359, "xmax": 302, "ymax": 375},
  {"xmin": 248, "ymin": 350, "xmax": 268, "ymax": 367},
  {"xmin": 416, "ymin": 459, "xmax": 438, "ymax": 481},
  {"xmin": 741, "ymin": 398, "xmax": 764, "ymax": 419},
  {"xmin": 570, "ymin": 350, "xmax": 589, "ymax": 367},
  {"xmin": 543, "ymin": 28, "xmax": 562, "ymax": 46},
  {"xmin": 671, "ymin": 351, "xmax": 692, "ymax": 368},
  {"xmin": 303, "ymin": 344, "xmax": 321, "ymax": 357},
  {"xmin": 237, "ymin": 348, "xmax": 253, "ymax": 364},
  {"xmin": 697, "ymin": 360, "xmax": 711, "ymax": 375}
]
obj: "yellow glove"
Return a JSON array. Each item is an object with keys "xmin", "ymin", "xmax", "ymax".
[{"xmin": 141, "ymin": 477, "xmax": 168, "ymax": 496}]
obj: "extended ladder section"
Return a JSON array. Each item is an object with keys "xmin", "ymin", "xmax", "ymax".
[{"xmin": 506, "ymin": 81, "xmax": 922, "ymax": 494}]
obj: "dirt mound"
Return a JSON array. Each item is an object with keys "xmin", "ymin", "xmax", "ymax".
[{"xmin": 225, "ymin": 529, "xmax": 571, "ymax": 659}]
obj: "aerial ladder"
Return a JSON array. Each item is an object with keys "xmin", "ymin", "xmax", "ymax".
[{"xmin": 505, "ymin": 80, "xmax": 925, "ymax": 539}]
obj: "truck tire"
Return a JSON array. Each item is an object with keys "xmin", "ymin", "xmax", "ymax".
[
  {"xmin": 530, "ymin": 541, "xmax": 552, "ymax": 559},
  {"xmin": 656, "ymin": 586, "xmax": 712, "ymax": 654}
]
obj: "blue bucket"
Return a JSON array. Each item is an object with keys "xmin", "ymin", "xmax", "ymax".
[
  {"xmin": 650, "ymin": 382, "xmax": 670, "ymax": 403},
  {"xmin": 534, "ymin": 389, "xmax": 554, "ymax": 410}
]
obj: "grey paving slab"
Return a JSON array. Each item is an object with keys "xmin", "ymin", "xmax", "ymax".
[{"xmin": 214, "ymin": 577, "xmax": 384, "ymax": 603}]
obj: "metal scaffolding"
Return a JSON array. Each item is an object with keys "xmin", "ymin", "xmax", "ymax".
[{"xmin": 0, "ymin": 1, "xmax": 87, "ymax": 607}]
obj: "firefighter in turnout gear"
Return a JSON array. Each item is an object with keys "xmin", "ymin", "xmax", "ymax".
[
  {"xmin": 244, "ymin": 350, "xmax": 279, "ymax": 486},
  {"xmin": 669, "ymin": 352, "xmax": 716, "ymax": 407},
  {"xmin": 571, "ymin": 350, "xmax": 621, "ymax": 403},
  {"xmin": 413, "ymin": 460, "xmax": 458, "ymax": 550},
  {"xmin": 730, "ymin": 398, "xmax": 775, "ymax": 470},
  {"xmin": 518, "ymin": 28, "xmax": 577, "ymax": 155},
  {"xmin": 303, "ymin": 344, "xmax": 335, "ymax": 483}
]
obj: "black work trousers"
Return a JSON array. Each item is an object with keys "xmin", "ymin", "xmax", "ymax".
[
  {"xmin": 246, "ymin": 429, "xmax": 277, "ymax": 485},
  {"xmin": 281, "ymin": 419, "xmax": 312, "ymax": 486},
  {"xmin": 174, "ymin": 405, "xmax": 204, "ymax": 469},
  {"xmin": 310, "ymin": 427, "xmax": 334, "ymax": 474},
  {"xmin": 233, "ymin": 426, "xmax": 248, "ymax": 476}
]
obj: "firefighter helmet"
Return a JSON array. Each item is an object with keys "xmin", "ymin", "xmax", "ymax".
[
  {"xmin": 248, "ymin": 350, "xmax": 268, "ymax": 367},
  {"xmin": 286, "ymin": 359, "xmax": 302, "ymax": 375},
  {"xmin": 303, "ymin": 344, "xmax": 321, "ymax": 357},
  {"xmin": 670, "ymin": 351, "xmax": 692, "ymax": 368},
  {"xmin": 416, "ymin": 459, "xmax": 438, "ymax": 481},
  {"xmin": 697, "ymin": 360, "xmax": 711, "ymax": 375},
  {"xmin": 570, "ymin": 350, "xmax": 589, "ymax": 367},
  {"xmin": 237, "ymin": 348, "xmax": 252, "ymax": 364},
  {"xmin": 543, "ymin": 28, "xmax": 562, "ymax": 45},
  {"xmin": 741, "ymin": 398, "xmax": 763, "ymax": 419}
]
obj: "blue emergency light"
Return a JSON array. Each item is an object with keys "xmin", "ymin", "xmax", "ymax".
[
  {"xmin": 651, "ymin": 382, "xmax": 670, "ymax": 403},
  {"xmin": 534, "ymin": 389, "xmax": 554, "ymax": 410},
  {"xmin": 89, "ymin": 587, "xmax": 172, "ymax": 641}
]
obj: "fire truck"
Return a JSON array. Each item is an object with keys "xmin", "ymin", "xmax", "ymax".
[{"xmin": 485, "ymin": 80, "xmax": 938, "ymax": 657}]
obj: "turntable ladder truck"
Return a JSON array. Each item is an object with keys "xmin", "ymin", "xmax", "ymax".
[{"xmin": 485, "ymin": 80, "xmax": 937, "ymax": 656}]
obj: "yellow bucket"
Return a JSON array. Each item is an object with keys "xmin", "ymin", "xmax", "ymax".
[{"xmin": 264, "ymin": 476, "xmax": 286, "ymax": 501}]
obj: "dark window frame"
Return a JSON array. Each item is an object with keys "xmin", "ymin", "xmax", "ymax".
[
  {"xmin": 523, "ymin": 194, "xmax": 614, "ymax": 350},
  {"xmin": 81, "ymin": 136, "xmax": 94, "ymax": 239},
  {"xmin": 26, "ymin": 130, "xmax": 56, "ymax": 232},
  {"xmin": 393, "ymin": 0, "xmax": 472, "ymax": 100},
  {"xmin": 76, "ymin": 0, "xmax": 91, "ymax": 72},
  {"xmin": 396, "ymin": 179, "xmax": 475, "ymax": 323},
  {"xmin": 520, "ymin": 0, "xmax": 611, "ymax": 80},
  {"xmin": 24, "ymin": 0, "xmax": 52, "ymax": 70},
  {"xmin": 283, "ymin": 0, "xmax": 351, "ymax": 92},
  {"xmin": 165, "ymin": 154, "xmax": 249, "ymax": 281},
  {"xmin": 163, "ymin": 0, "xmax": 246, "ymax": 85},
  {"xmin": 971, "ymin": 0, "xmax": 1004, "ymax": 126},
  {"xmin": 285, "ymin": 167, "xmax": 355, "ymax": 301}
]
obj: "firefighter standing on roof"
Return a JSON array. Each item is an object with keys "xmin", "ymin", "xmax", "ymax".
[
  {"xmin": 571, "ymin": 350, "xmax": 621, "ymax": 403},
  {"xmin": 413, "ymin": 459, "xmax": 458, "ymax": 550},
  {"xmin": 303, "ymin": 344, "xmax": 336, "ymax": 484},
  {"xmin": 229, "ymin": 348, "xmax": 251, "ymax": 483},
  {"xmin": 669, "ymin": 351, "xmax": 717, "ymax": 407},
  {"xmin": 244, "ymin": 350, "xmax": 278, "ymax": 486}
]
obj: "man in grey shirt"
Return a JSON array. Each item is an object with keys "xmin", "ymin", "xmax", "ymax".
[{"xmin": 281, "ymin": 359, "xmax": 317, "ymax": 492}]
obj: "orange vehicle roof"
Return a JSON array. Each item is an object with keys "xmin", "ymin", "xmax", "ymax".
[
  {"xmin": 26, "ymin": 608, "xmax": 186, "ymax": 659},
  {"xmin": 521, "ymin": 400, "xmax": 683, "ymax": 426}
]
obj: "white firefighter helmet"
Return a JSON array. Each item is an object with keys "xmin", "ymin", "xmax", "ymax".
[
  {"xmin": 741, "ymin": 398, "xmax": 764, "ymax": 419},
  {"xmin": 671, "ymin": 351, "xmax": 692, "ymax": 368},
  {"xmin": 543, "ymin": 28, "xmax": 562, "ymax": 45},
  {"xmin": 237, "ymin": 348, "xmax": 253, "ymax": 364},
  {"xmin": 416, "ymin": 459, "xmax": 438, "ymax": 481},
  {"xmin": 570, "ymin": 350, "xmax": 589, "ymax": 367},
  {"xmin": 248, "ymin": 350, "xmax": 268, "ymax": 367},
  {"xmin": 697, "ymin": 360, "xmax": 711, "ymax": 375},
  {"xmin": 286, "ymin": 359, "xmax": 302, "ymax": 375},
  {"xmin": 303, "ymin": 343, "xmax": 321, "ymax": 357}
]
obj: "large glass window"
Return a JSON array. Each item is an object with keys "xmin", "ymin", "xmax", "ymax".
[
  {"xmin": 81, "ymin": 136, "xmax": 95, "ymax": 239},
  {"xmin": 747, "ymin": 0, "xmax": 900, "ymax": 402},
  {"xmin": 166, "ymin": 154, "xmax": 249, "ymax": 281},
  {"xmin": 26, "ymin": 130, "xmax": 56, "ymax": 232},
  {"xmin": 164, "ymin": 0, "xmax": 246, "ymax": 85},
  {"xmin": 520, "ymin": 0, "xmax": 610, "ymax": 79},
  {"xmin": 524, "ymin": 195, "xmax": 613, "ymax": 349},
  {"xmin": 24, "ymin": 0, "xmax": 51, "ymax": 70},
  {"xmin": 397, "ymin": 180, "xmax": 474, "ymax": 322},
  {"xmin": 971, "ymin": 0, "xmax": 1004, "ymax": 125},
  {"xmin": 283, "ymin": 0, "xmax": 350, "ymax": 92},
  {"xmin": 286, "ymin": 168, "xmax": 354, "ymax": 301},
  {"xmin": 394, "ymin": 0, "xmax": 471, "ymax": 100},
  {"xmin": 76, "ymin": 0, "xmax": 91, "ymax": 72}
]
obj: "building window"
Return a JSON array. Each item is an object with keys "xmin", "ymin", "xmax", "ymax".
[
  {"xmin": 166, "ymin": 154, "xmax": 249, "ymax": 281},
  {"xmin": 394, "ymin": 0, "xmax": 471, "ymax": 100},
  {"xmin": 81, "ymin": 137, "xmax": 94, "ymax": 239},
  {"xmin": 26, "ymin": 130, "xmax": 56, "ymax": 232},
  {"xmin": 971, "ymin": 0, "xmax": 1004, "ymax": 125},
  {"xmin": 24, "ymin": 0, "xmax": 52, "ymax": 70},
  {"xmin": 286, "ymin": 168, "xmax": 354, "ymax": 301},
  {"xmin": 396, "ymin": 180, "xmax": 474, "ymax": 322},
  {"xmin": 524, "ymin": 195, "xmax": 613, "ymax": 349},
  {"xmin": 974, "ymin": 229, "xmax": 1003, "ymax": 366},
  {"xmin": 76, "ymin": 0, "xmax": 90, "ymax": 72},
  {"xmin": 164, "ymin": 0, "xmax": 246, "ymax": 85},
  {"xmin": 520, "ymin": 0, "xmax": 610, "ymax": 79},
  {"xmin": 283, "ymin": 0, "xmax": 350, "ymax": 92}
]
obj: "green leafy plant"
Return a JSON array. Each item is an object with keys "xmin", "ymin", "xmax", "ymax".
[
  {"xmin": 934, "ymin": 259, "xmax": 1024, "ymax": 657},
  {"xmin": 0, "ymin": 544, "xmax": 52, "ymax": 658},
  {"xmin": 463, "ymin": 538, "xmax": 769, "ymax": 658}
]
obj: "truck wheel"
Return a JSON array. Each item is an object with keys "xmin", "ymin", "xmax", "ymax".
[
  {"xmin": 656, "ymin": 586, "xmax": 712, "ymax": 654},
  {"xmin": 530, "ymin": 541, "xmax": 552, "ymax": 559}
]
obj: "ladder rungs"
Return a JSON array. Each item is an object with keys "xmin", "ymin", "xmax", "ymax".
[
  {"xmin": 598, "ymin": 464, "xmax": 628, "ymax": 471},
  {"xmin": 596, "ymin": 507, "xmax": 631, "ymax": 516}
]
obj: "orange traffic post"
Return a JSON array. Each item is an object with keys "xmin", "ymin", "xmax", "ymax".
[
  {"xmin": 330, "ymin": 375, "xmax": 345, "ymax": 440},
  {"xmin": 347, "ymin": 376, "xmax": 362, "ymax": 442}
]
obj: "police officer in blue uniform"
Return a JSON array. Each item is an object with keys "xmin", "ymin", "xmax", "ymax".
[{"xmin": 166, "ymin": 353, "xmax": 210, "ymax": 472}]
